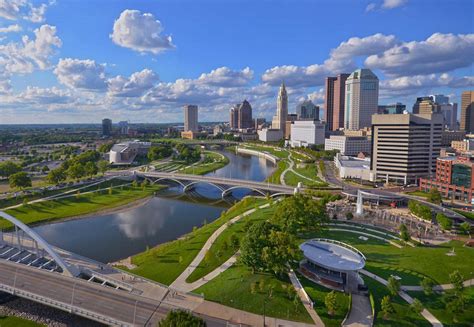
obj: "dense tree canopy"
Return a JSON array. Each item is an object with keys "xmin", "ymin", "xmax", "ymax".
[
  {"xmin": 0, "ymin": 161, "xmax": 22, "ymax": 178},
  {"xmin": 427, "ymin": 188, "xmax": 442, "ymax": 204},
  {"xmin": 158, "ymin": 310, "xmax": 206, "ymax": 327},
  {"xmin": 148, "ymin": 144, "xmax": 173, "ymax": 161},
  {"xmin": 9, "ymin": 172, "xmax": 32, "ymax": 189}
]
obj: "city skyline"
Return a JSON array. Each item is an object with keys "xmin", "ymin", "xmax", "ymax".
[{"xmin": 0, "ymin": 0, "xmax": 473, "ymax": 124}]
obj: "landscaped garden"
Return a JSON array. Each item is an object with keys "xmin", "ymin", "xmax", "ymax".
[{"xmin": 178, "ymin": 151, "xmax": 229, "ymax": 175}]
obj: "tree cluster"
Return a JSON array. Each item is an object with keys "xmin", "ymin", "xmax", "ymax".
[
  {"xmin": 435, "ymin": 213, "xmax": 452, "ymax": 231},
  {"xmin": 158, "ymin": 309, "xmax": 206, "ymax": 327},
  {"xmin": 0, "ymin": 161, "xmax": 22, "ymax": 178},
  {"xmin": 147, "ymin": 144, "xmax": 173, "ymax": 161},
  {"xmin": 427, "ymin": 188, "xmax": 442, "ymax": 204},
  {"xmin": 174, "ymin": 144, "xmax": 201, "ymax": 164},
  {"xmin": 407, "ymin": 200, "xmax": 432, "ymax": 221}
]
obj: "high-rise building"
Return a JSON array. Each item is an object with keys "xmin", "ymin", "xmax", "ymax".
[
  {"xmin": 230, "ymin": 100, "xmax": 253, "ymax": 130},
  {"xmin": 370, "ymin": 113, "xmax": 443, "ymax": 185},
  {"xmin": 255, "ymin": 118, "xmax": 266, "ymax": 130},
  {"xmin": 344, "ymin": 69, "xmax": 379, "ymax": 130},
  {"xmin": 102, "ymin": 118, "xmax": 112, "ymax": 136},
  {"xmin": 431, "ymin": 94, "xmax": 450, "ymax": 105},
  {"xmin": 412, "ymin": 96, "xmax": 432, "ymax": 114},
  {"xmin": 296, "ymin": 100, "xmax": 319, "ymax": 120},
  {"xmin": 377, "ymin": 103, "xmax": 406, "ymax": 114},
  {"xmin": 440, "ymin": 103, "xmax": 458, "ymax": 131},
  {"xmin": 285, "ymin": 114, "xmax": 298, "ymax": 139},
  {"xmin": 272, "ymin": 83, "xmax": 288, "ymax": 135},
  {"xmin": 118, "ymin": 121, "xmax": 129, "ymax": 135},
  {"xmin": 289, "ymin": 120, "xmax": 325, "ymax": 147},
  {"xmin": 325, "ymin": 73, "xmax": 350, "ymax": 131},
  {"xmin": 184, "ymin": 105, "xmax": 198, "ymax": 132},
  {"xmin": 417, "ymin": 99, "xmax": 441, "ymax": 115},
  {"xmin": 460, "ymin": 91, "xmax": 474, "ymax": 132}
]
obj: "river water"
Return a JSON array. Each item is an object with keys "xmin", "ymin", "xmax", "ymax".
[{"xmin": 32, "ymin": 151, "xmax": 275, "ymax": 263}]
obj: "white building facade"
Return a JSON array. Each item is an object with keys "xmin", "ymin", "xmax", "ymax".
[
  {"xmin": 272, "ymin": 83, "xmax": 288, "ymax": 135},
  {"xmin": 324, "ymin": 135, "xmax": 371, "ymax": 156},
  {"xmin": 334, "ymin": 153, "xmax": 371, "ymax": 181},
  {"xmin": 258, "ymin": 129, "xmax": 284, "ymax": 142},
  {"xmin": 344, "ymin": 69, "xmax": 379, "ymax": 130},
  {"xmin": 289, "ymin": 120, "xmax": 325, "ymax": 147}
]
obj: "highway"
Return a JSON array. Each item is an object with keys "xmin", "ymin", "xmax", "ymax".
[{"xmin": 0, "ymin": 260, "xmax": 227, "ymax": 326}]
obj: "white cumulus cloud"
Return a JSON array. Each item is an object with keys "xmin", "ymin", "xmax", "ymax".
[
  {"xmin": 110, "ymin": 9, "xmax": 175, "ymax": 54},
  {"xmin": 382, "ymin": 0, "xmax": 407, "ymax": 9},
  {"xmin": 54, "ymin": 58, "xmax": 107, "ymax": 91},
  {"xmin": 0, "ymin": 24, "xmax": 22, "ymax": 33},
  {"xmin": 197, "ymin": 67, "xmax": 254, "ymax": 87},
  {"xmin": 0, "ymin": 0, "xmax": 50, "ymax": 23},
  {"xmin": 108, "ymin": 68, "xmax": 158, "ymax": 97}
]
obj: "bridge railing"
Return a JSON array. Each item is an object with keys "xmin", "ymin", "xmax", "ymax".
[{"xmin": 0, "ymin": 282, "xmax": 129, "ymax": 326}]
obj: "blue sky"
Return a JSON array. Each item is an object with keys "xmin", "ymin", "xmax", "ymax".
[{"xmin": 0, "ymin": 0, "xmax": 473, "ymax": 123}]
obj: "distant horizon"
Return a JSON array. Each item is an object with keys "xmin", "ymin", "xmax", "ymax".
[{"xmin": 0, "ymin": 0, "xmax": 472, "ymax": 124}]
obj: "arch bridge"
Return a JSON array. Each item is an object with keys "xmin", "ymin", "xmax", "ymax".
[{"xmin": 134, "ymin": 171, "xmax": 300, "ymax": 198}]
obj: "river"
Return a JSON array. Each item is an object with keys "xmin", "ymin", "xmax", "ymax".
[{"xmin": 32, "ymin": 151, "xmax": 275, "ymax": 263}]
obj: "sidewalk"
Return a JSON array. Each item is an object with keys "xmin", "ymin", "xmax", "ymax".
[{"xmin": 343, "ymin": 294, "xmax": 373, "ymax": 327}]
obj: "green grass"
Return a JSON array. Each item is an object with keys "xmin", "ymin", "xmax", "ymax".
[
  {"xmin": 302, "ymin": 229, "xmax": 474, "ymax": 286},
  {"xmin": 127, "ymin": 197, "xmax": 266, "ymax": 285},
  {"xmin": 194, "ymin": 263, "xmax": 313, "ymax": 323},
  {"xmin": 299, "ymin": 275, "xmax": 350, "ymax": 327},
  {"xmin": 3, "ymin": 183, "xmax": 164, "ymax": 229},
  {"xmin": 186, "ymin": 204, "xmax": 272, "ymax": 283},
  {"xmin": 179, "ymin": 151, "xmax": 229, "ymax": 175},
  {"xmin": 242, "ymin": 144, "xmax": 288, "ymax": 160},
  {"xmin": 266, "ymin": 160, "xmax": 288, "ymax": 184},
  {"xmin": 454, "ymin": 209, "xmax": 474, "ymax": 221},
  {"xmin": 0, "ymin": 316, "xmax": 43, "ymax": 326},
  {"xmin": 284, "ymin": 170, "xmax": 328, "ymax": 188},
  {"xmin": 407, "ymin": 287, "xmax": 474, "ymax": 327},
  {"xmin": 405, "ymin": 191, "xmax": 430, "ymax": 198},
  {"xmin": 363, "ymin": 276, "xmax": 430, "ymax": 327},
  {"xmin": 289, "ymin": 150, "xmax": 311, "ymax": 163}
]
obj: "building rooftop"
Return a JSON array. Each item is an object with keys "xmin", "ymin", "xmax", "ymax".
[{"xmin": 300, "ymin": 239, "xmax": 366, "ymax": 271}]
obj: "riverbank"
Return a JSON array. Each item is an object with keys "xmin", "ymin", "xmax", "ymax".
[
  {"xmin": 3, "ymin": 183, "xmax": 165, "ymax": 229},
  {"xmin": 178, "ymin": 151, "xmax": 230, "ymax": 175}
]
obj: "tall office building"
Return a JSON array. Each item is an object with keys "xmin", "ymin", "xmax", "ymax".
[
  {"xmin": 440, "ymin": 103, "xmax": 458, "ymax": 131},
  {"xmin": 431, "ymin": 94, "xmax": 450, "ymax": 105},
  {"xmin": 370, "ymin": 113, "xmax": 443, "ymax": 185},
  {"xmin": 412, "ymin": 96, "xmax": 432, "ymax": 114},
  {"xmin": 229, "ymin": 100, "xmax": 253, "ymax": 130},
  {"xmin": 418, "ymin": 99, "xmax": 441, "ymax": 115},
  {"xmin": 377, "ymin": 103, "xmax": 406, "ymax": 114},
  {"xmin": 230, "ymin": 105, "xmax": 239, "ymax": 129},
  {"xmin": 184, "ymin": 105, "xmax": 198, "ymax": 132},
  {"xmin": 296, "ymin": 100, "xmax": 319, "ymax": 120},
  {"xmin": 272, "ymin": 82, "xmax": 288, "ymax": 134},
  {"xmin": 118, "ymin": 121, "xmax": 129, "ymax": 135},
  {"xmin": 325, "ymin": 73, "xmax": 350, "ymax": 131},
  {"xmin": 460, "ymin": 90, "xmax": 474, "ymax": 132},
  {"xmin": 102, "ymin": 118, "xmax": 112, "ymax": 136},
  {"xmin": 344, "ymin": 69, "xmax": 379, "ymax": 130}
]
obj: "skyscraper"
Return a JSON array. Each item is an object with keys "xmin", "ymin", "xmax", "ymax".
[
  {"xmin": 325, "ymin": 73, "xmax": 349, "ymax": 131},
  {"xmin": 229, "ymin": 100, "xmax": 253, "ymax": 130},
  {"xmin": 296, "ymin": 100, "xmax": 319, "ymax": 120},
  {"xmin": 418, "ymin": 99, "xmax": 441, "ymax": 115},
  {"xmin": 272, "ymin": 82, "xmax": 288, "ymax": 134},
  {"xmin": 102, "ymin": 118, "xmax": 112, "ymax": 136},
  {"xmin": 460, "ymin": 91, "xmax": 474, "ymax": 132},
  {"xmin": 229, "ymin": 105, "xmax": 239, "ymax": 129},
  {"xmin": 412, "ymin": 96, "xmax": 433, "ymax": 114},
  {"xmin": 344, "ymin": 69, "xmax": 379, "ymax": 130},
  {"xmin": 184, "ymin": 105, "xmax": 198, "ymax": 132}
]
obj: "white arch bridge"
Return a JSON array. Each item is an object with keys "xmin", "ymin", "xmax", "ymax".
[{"xmin": 110, "ymin": 171, "xmax": 302, "ymax": 198}]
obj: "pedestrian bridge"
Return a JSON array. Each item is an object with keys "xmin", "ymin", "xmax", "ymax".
[{"xmin": 108, "ymin": 170, "xmax": 301, "ymax": 198}]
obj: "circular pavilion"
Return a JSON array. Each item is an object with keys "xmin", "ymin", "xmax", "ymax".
[{"xmin": 299, "ymin": 238, "xmax": 366, "ymax": 292}]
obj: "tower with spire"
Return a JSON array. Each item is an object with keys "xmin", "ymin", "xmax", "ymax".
[{"xmin": 272, "ymin": 82, "xmax": 288, "ymax": 134}]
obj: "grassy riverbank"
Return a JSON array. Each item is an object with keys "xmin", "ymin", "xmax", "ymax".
[
  {"xmin": 179, "ymin": 151, "xmax": 229, "ymax": 175},
  {"xmin": 3, "ymin": 182, "xmax": 164, "ymax": 229},
  {"xmin": 126, "ymin": 197, "xmax": 266, "ymax": 285},
  {"xmin": 0, "ymin": 316, "xmax": 43, "ymax": 327}
]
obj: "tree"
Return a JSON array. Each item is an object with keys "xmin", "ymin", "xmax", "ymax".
[
  {"xmin": 272, "ymin": 194, "xmax": 328, "ymax": 234},
  {"xmin": 97, "ymin": 160, "xmax": 109, "ymax": 175},
  {"xmin": 449, "ymin": 270, "xmax": 464, "ymax": 295},
  {"xmin": 459, "ymin": 222, "xmax": 471, "ymax": 235},
  {"xmin": 325, "ymin": 291, "xmax": 338, "ymax": 315},
  {"xmin": 158, "ymin": 310, "xmax": 206, "ymax": 327},
  {"xmin": 381, "ymin": 295, "xmax": 395, "ymax": 319},
  {"xmin": 67, "ymin": 162, "xmax": 85, "ymax": 180},
  {"xmin": 436, "ymin": 213, "xmax": 452, "ymax": 231},
  {"xmin": 410, "ymin": 298, "xmax": 423, "ymax": 314},
  {"xmin": 346, "ymin": 212, "xmax": 354, "ymax": 220},
  {"xmin": 399, "ymin": 223, "xmax": 410, "ymax": 242},
  {"xmin": 9, "ymin": 172, "xmax": 31, "ymax": 189},
  {"xmin": 387, "ymin": 276, "xmax": 401, "ymax": 296},
  {"xmin": 0, "ymin": 161, "xmax": 22, "ymax": 178},
  {"xmin": 240, "ymin": 221, "xmax": 297, "ymax": 275},
  {"xmin": 84, "ymin": 161, "xmax": 98, "ymax": 176},
  {"xmin": 98, "ymin": 143, "xmax": 113, "ymax": 153},
  {"xmin": 41, "ymin": 165, "xmax": 50, "ymax": 174},
  {"xmin": 230, "ymin": 234, "xmax": 239, "ymax": 250},
  {"xmin": 420, "ymin": 277, "xmax": 434, "ymax": 296},
  {"xmin": 427, "ymin": 188, "xmax": 442, "ymax": 204},
  {"xmin": 47, "ymin": 168, "xmax": 66, "ymax": 184}
]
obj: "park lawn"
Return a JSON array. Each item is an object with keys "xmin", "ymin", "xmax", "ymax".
[
  {"xmin": 128, "ymin": 197, "xmax": 266, "ymax": 285},
  {"xmin": 284, "ymin": 170, "xmax": 328, "ymax": 188},
  {"xmin": 186, "ymin": 204, "xmax": 273, "ymax": 283},
  {"xmin": 404, "ymin": 191, "xmax": 430, "ymax": 199},
  {"xmin": 242, "ymin": 144, "xmax": 289, "ymax": 160},
  {"xmin": 407, "ymin": 287, "xmax": 474, "ymax": 327},
  {"xmin": 289, "ymin": 150, "xmax": 311, "ymax": 163},
  {"xmin": 363, "ymin": 277, "xmax": 430, "ymax": 327},
  {"xmin": 299, "ymin": 275, "xmax": 350, "ymax": 327},
  {"xmin": 0, "ymin": 316, "xmax": 43, "ymax": 327},
  {"xmin": 302, "ymin": 229, "xmax": 474, "ymax": 286},
  {"xmin": 179, "ymin": 151, "xmax": 229, "ymax": 175},
  {"xmin": 194, "ymin": 263, "xmax": 313, "ymax": 324},
  {"xmin": 266, "ymin": 160, "xmax": 287, "ymax": 185},
  {"xmin": 3, "ymin": 184, "xmax": 164, "ymax": 229}
]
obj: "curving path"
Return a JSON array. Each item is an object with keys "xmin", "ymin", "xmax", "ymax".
[
  {"xmin": 402, "ymin": 279, "xmax": 474, "ymax": 291},
  {"xmin": 327, "ymin": 227, "xmax": 403, "ymax": 248},
  {"xmin": 361, "ymin": 270, "xmax": 443, "ymax": 327},
  {"xmin": 170, "ymin": 202, "xmax": 272, "ymax": 293},
  {"xmin": 343, "ymin": 294, "xmax": 373, "ymax": 327}
]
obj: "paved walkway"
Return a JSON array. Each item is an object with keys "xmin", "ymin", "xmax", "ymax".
[
  {"xmin": 327, "ymin": 227, "xmax": 403, "ymax": 248},
  {"xmin": 280, "ymin": 152, "xmax": 293, "ymax": 185},
  {"xmin": 343, "ymin": 294, "xmax": 373, "ymax": 327},
  {"xmin": 402, "ymin": 279, "xmax": 474, "ymax": 291},
  {"xmin": 361, "ymin": 270, "xmax": 443, "ymax": 327},
  {"xmin": 288, "ymin": 269, "xmax": 325, "ymax": 327},
  {"xmin": 170, "ymin": 202, "xmax": 272, "ymax": 292}
]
